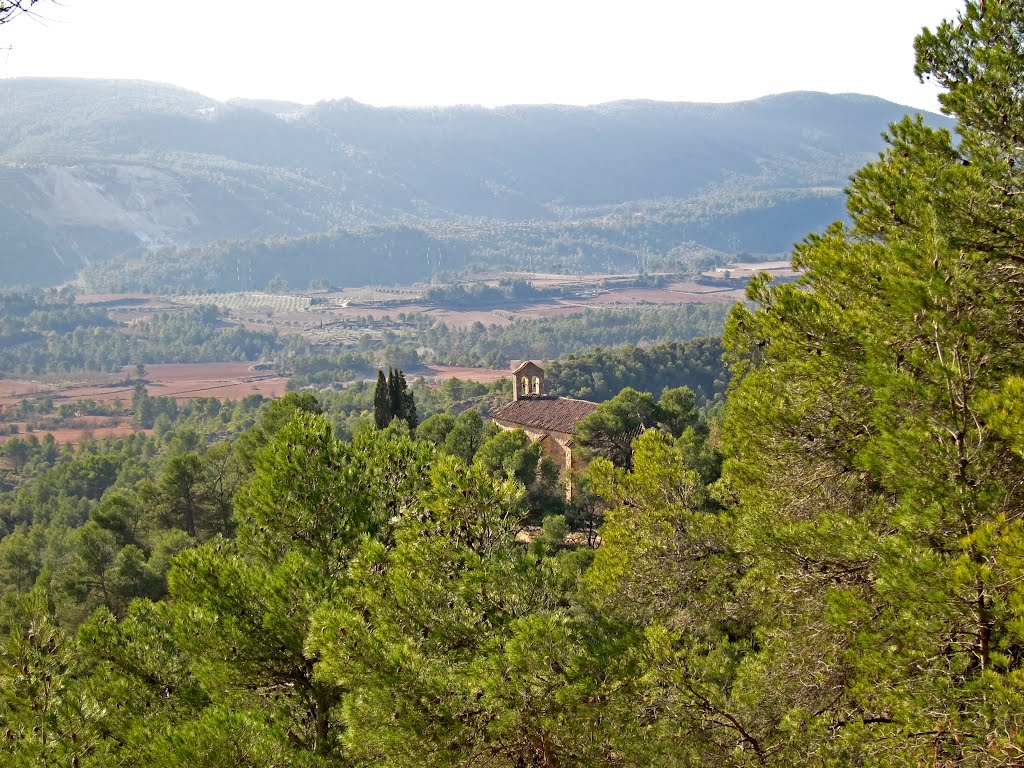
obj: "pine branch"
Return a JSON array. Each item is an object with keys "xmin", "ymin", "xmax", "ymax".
[{"xmin": 0, "ymin": 0, "xmax": 44, "ymax": 25}]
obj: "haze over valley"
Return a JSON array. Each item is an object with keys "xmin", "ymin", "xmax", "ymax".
[{"xmin": 0, "ymin": 78, "xmax": 951, "ymax": 289}]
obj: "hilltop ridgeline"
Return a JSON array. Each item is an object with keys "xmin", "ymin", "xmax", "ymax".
[{"xmin": 0, "ymin": 79, "xmax": 953, "ymax": 288}]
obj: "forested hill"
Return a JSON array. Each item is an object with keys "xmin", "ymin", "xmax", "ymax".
[{"xmin": 0, "ymin": 78, "xmax": 954, "ymax": 287}]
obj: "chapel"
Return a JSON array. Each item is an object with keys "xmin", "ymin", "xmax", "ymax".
[{"xmin": 490, "ymin": 361, "xmax": 598, "ymax": 498}]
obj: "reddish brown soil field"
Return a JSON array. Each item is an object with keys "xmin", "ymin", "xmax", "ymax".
[
  {"xmin": 0, "ymin": 417, "xmax": 144, "ymax": 447},
  {"xmin": 1, "ymin": 363, "xmax": 287, "ymax": 410},
  {"xmin": 0, "ymin": 379, "xmax": 55, "ymax": 404},
  {"xmin": 128, "ymin": 363, "xmax": 288, "ymax": 402},
  {"xmin": 419, "ymin": 309, "xmax": 514, "ymax": 328},
  {"xmin": 419, "ymin": 365, "xmax": 511, "ymax": 384},
  {"xmin": 144, "ymin": 376, "xmax": 288, "ymax": 401},
  {"xmin": 139, "ymin": 362, "xmax": 270, "ymax": 380}
]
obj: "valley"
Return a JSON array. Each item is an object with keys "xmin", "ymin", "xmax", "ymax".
[{"xmin": 0, "ymin": 263, "xmax": 760, "ymax": 444}]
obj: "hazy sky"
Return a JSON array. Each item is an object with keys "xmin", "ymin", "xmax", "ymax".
[{"xmin": 0, "ymin": 0, "xmax": 965, "ymax": 111}]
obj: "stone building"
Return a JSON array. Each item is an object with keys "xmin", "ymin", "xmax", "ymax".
[{"xmin": 490, "ymin": 361, "xmax": 598, "ymax": 498}]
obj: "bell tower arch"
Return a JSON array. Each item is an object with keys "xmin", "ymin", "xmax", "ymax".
[{"xmin": 511, "ymin": 361, "xmax": 545, "ymax": 400}]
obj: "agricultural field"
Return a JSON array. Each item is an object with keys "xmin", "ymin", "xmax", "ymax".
[
  {"xmin": 151, "ymin": 269, "xmax": 756, "ymax": 338},
  {"xmin": 174, "ymin": 292, "xmax": 315, "ymax": 313},
  {"xmin": 0, "ymin": 362, "xmax": 508, "ymax": 446},
  {"xmin": 1, "ymin": 266, "xmax": 757, "ymax": 444},
  {"xmin": 0, "ymin": 415, "xmax": 140, "ymax": 447},
  {"xmin": 173, "ymin": 287, "xmax": 424, "ymax": 315},
  {"xmin": 700, "ymin": 259, "xmax": 797, "ymax": 282},
  {"xmin": 0, "ymin": 363, "xmax": 287, "ymax": 409},
  {"xmin": 418, "ymin": 365, "xmax": 511, "ymax": 385},
  {"xmin": 0, "ymin": 362, "xmax": 288, "ymax": 446}
]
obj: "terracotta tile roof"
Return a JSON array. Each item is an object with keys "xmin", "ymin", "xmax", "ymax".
[
  {"xmin": 491, "ymin": 397, "xmax": 598, "ymax": 434},
  {"xmin": 512, "ymin": 360, "xmax": 543, "ymax": 374}
]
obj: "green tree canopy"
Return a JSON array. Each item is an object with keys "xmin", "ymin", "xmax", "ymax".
[
  {"xmin": 575, "ymin": 385, "xmax": 700, "ymax": 469},
  {"xmin": 374, "ymin": 368, "xmax": 418, "ymax": 430},
  {"xmin": 715, "ymin": 1, "xmax": 1024, "ymax": 760}
]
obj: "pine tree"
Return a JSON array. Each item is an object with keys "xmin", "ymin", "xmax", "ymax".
[
  {"xmin": 574, "ymin": 387, "xmax": 659, "ymax": 468},
  {"xmin": 0, "ymin": 589, "xmax": 108, "ymax": 766},
  {"xmin": 715, "ymin": 2, "xmax": 1024, "ymax": 761},
  {"xmin": 309, "ymin": 456, "xmax": 623, "ymax": 768},
  {"xmin": 166, "ymin": 414, "xmax": 435, "ymax": 763}
]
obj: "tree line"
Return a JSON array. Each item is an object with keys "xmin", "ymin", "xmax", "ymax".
[{"xmin": 0, "ymin": 297, "xmax": 278, "ymax": 375}]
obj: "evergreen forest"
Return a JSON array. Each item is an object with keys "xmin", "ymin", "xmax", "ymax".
[{"xmin": 0, "ymin": 3, "xmax": 1023, "ymax": 766}]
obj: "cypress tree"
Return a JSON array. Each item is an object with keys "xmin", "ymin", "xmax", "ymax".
[
  {"xmin": 387, "ymin": 368, "xmax": 403, "ymax": 426},
  {"xmin": 385, "ymin": 369, "xmax": 417, "ymax": 429},
  {"xmin": 373, "ymin": 370, "xmax": 390, "ymax": 429},
  {"xmin": 402, "ymin": 385, "xmax": 418, "ymax": 430}
]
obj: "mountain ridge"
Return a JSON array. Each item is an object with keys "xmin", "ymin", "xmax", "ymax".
[{"xmin": 0, "ymin": 78, "xmax": 955, "ymax": 288}]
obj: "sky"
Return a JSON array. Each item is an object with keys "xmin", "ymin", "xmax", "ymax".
[{"xmin": 0, "ymin": 0, "xmax": 966, "ymax": 111}]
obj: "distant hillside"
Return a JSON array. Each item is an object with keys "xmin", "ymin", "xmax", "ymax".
[{"xmin": 0, "ymin": 79, "xmax": 954, "ymax": 288}]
